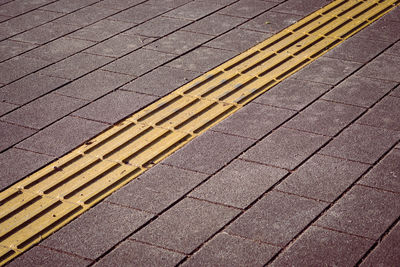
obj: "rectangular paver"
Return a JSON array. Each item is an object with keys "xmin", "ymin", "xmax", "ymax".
[
  {"xmin": 164, "ymin": 1, "xmax": 222, "ymax": 20},
  {"xmin": 69, "ymin": 20, "xmax": 135, "ymax": 42},
  {"xmin": 123, "ymin": 16, "xmax": 190, "ymax": 38},
  {"xmin": 357, "ymin": 54, "xmax": 400, "ymax": 83},
  {"xmin": 358, "ymin": 96, "xmax": 400, "ymax": 131},
  {"xmin": 270, "ymin": 0, "xmax": 330, "ymax": 16},
  {"xmin": 240, "ymin": 11, "xmax": 302, "ymax": 34},
  {"xmin": 218, "ymin": 0, "xmax": 277, "ymax": 18},
  {"xmin": 184, "ymin": 13, "xmax": 246, "ymax": 36},
  {"xmin": 109, "ymin": 4, "xmax": 171, "ymax": 23}
]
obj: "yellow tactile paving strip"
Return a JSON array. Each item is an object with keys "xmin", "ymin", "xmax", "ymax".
[{"xmin": 1, "ymin": 0, "xmax": 399, "ymax": 264}]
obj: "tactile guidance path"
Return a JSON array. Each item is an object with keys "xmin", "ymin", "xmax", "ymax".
[{"xmin": 1, "ymin": 0, "xmax": 399, "ymax": 264}]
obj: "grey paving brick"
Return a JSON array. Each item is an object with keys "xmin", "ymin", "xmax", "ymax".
[
  {"xmin": 0, "ymin": 0, "xmax": 54, "ymax": 16},
  {"xmin": 183, "ymin": 232, "xmax": 279, "ymax": 267},
  {"xmin": 72, "ymin": 90, "xmax": 156, "ymax": 124},
  {"xmin": 0, "ymin": 56, "xmax": 49, "ymax": 84},
  {"xmin": 361, "ymin": 221, "xmax": 400, "ymax": 267},
  {"xmin": 145, "ymin": 0, "xmax": 192, "ymax": 8},
  {"xmin": 206, "ymin": 28, "xmax": 271, "ymax": 52},
  {"xmin": 164, "ymin": 1, "xmax": 222, "ymax": 20},
  {"xmin": 384, "ymin": 5, "xmax": 400, "ymax": 22},
  {"xmin": 0, "ymin": 10, "xmax": 61, "ymax": 31},
  {"xmin": 358, "ymin": 149, "xmax": 400, "ymax": 193},
  {"xmin": 110, "ymin": 4, "xmax": 171, "ymax": 23},
  {"xmin": 391, "ymin": 85, "xmax": 400, "ymax": 98},
  {"xmin": 241, "ymin": 127, "xmax": 329, "ymax": 170},
  {"xmin": 219, "ymin": 0, "xmax": 277, "ymax": 18},
  {"xmin": 85, "ymin": 34, "xmax": 153, "ymax": 58},
  {"xmin": 240, "ymin": 11, "xmax": 302, "ymax": 33},
  {"xmin": 358, "ymin": 96, "xmax": 400, "ymax": 131},
  {"xmin": 103, "ymin": 49, "xmax": 175, "ymax": 76},
  {"xmin": 227, "ymin": 191, "xmax": 327, "ymax": 246},
  {"xmin": 386, "ymin": 41, "xmax": 400, "ymax": 56},
  {"xmin": 254, "ymin": 77, "xmax": 331, "ymax": 110},
  {"xmin": 122, "ymin": 66, "xmax": 199, "ymax": 96},
  {"xmin": 270, "ymin": 0, "xmax": 331, "ymax": 16},
  {"xmin": 277, "ymin": 154, "xmax": 369, "ymax": 202},
  {"xmin": 0, "ymin": 148, "xmax": 54, "ymax": 191},
  {"xmin": 284, "ymin": 100, "xmax": 365, "ymax": 136},
  {"xmin": 292, "ymin": 56, "xmax": 362, "ymax": 85},
  {"xmin": 0, "ymin": 40, "xmax": 37, "ymax": 61},
  {"xmin": 133, "ymin": 197, "xmax": 240, "ymax": 253},
  {"xmin": 94, "ymin": 240, "xmax": 185, "ymax": 267},
  {"xmin": 53, "ymin": 6, "xmax": 118, "ymax": 26},
  {"xmin": 190, "ymin": 159, "xmax": 288, "ymax": 208},
  {"xmin": 322, "ymin": 76, "xmax": 397, "ymax": 108},
  {"xmin": 40, "ymin": 0, "xmax": 99, "ymax": 13},
  {"xmin": 0, "ymin": 121, "xmax": 36, "ymax": 151},
  {"xmin": 317, "ymin": 185, "xmax": 400, "ymax": 239},
  {"xmin": 271, "ymin": 226, "xmax": 373, "ymax": 267},
  {"xmin": 197, "ymin": 0, "xmax": 238, "ymax": 4},
  {"xmin": 0, "ymin": 15, "xmax": 10, "ymax": 23},
  {"xmin": 2, "ymin": 93, "xmax": 87, "ymax": 129},
  {"xmin": 16, "ymin": 116, "xmax": 108, "ymax": 157},
  {"xmin": 166, "ymin": 46, "xmax": 236, "ymax": 73},
  {"xmin": 57, "ymin": 70, "xmax": 132, "ymax": 101},
  {"xmin": 357, "ymin": 19, "xmax": 400, "ymax": 42},
  {"xmin": 357, "ymin": 54, "xmax": 400, "ymax": 82},
  {"xmin": 40, "ymin": 53, "xmax": 113, "ymax": 80},
  {"xmin": 43, "ymin": 201, "xmax": 153, "ymax": 260},
  {"xmin": 212, "ymin": 103, "xmax": 295, "ymax": 139},
  {"xmin": 107, "ymin": 164, "xmax": 208, "ymax": 213},
  {"xmin": 147, "ymin": 30, "xmax": 212, "ymax": 55},
  {"xmin": 0, "ymin": 73, "xmax": 68, "ymax": 105},
  {"xmin": 184, "ymin": 13, "xmax": 246, "ymax": 36},
  {"xmin": 7, "ymin": 245, "xmax": 92, "ymax": 267},
  {"xmin": 0, "ymin": 101, "xmax": 17, "ymax": 116},
  {"xmin": 95, "ymin": 0, "xmax": 145, "ymax": 10},
  {"xmin": 320, "ymin": 124, "xmax": 400, "ymax": 164},
  {"xmin": 69, "ymin": 19, "xmax": 135, "ymax": 42},
  {"xmin": 124, "ymin": 16, "xmax": 190, "ymax": 38},
  {"xmin": 163, "ymin": 131, "xmax": 255, "ymax": 174},
  {"xmin": 325, "ymin": 37, "xmax": 391, "ymax": 63}
]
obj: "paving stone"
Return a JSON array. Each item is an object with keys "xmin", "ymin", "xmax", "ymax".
[
  {"xmin": 358, "ymin": 149, "xmax": 400, "ymax": 193},
  {"xmin": 317, "ymin": 185, "xmax": 400, "ymax": 239},
  {"xmin": 212, "ymin": 103, "xmax": 295, "ymax": 139},
  {"xmin": 385, "ymin": 41, "xmax": 400, "ymax": 56},
  {"xmin": 147, "ymin": 30, "xmax": 212, "ymax": 55},
  {"xmin": 384, "ymin": 5, "xmax": 400, "ymax": 22},
  {"xmin": 17, "ymin": 116, "xmax": 108, "ymax": 157},
  {"xmin": 0, "ymin": 73, "xmax": 68, "ymax": 105},
  {"xmin": 0, "ymin": 0, "xmax": 53, "ymax": 16},
  {"xmin": 0, "ymin": 121, "xmax": 36, "ymax": 151},
  {"xmin": 206, "ymin": 28, "xmax": 271, "ymax": 52},
  {"xmin": 322, "ymin": 75, "xmax": 397, "ymax": 108},
  {"xmin": 0, "ymin": 15, "xmax": 10, "ymax": 23},
  {"xmin": 72, "ymin": 90, "xmax": 156, "ymax": 124},
  {"xmin": 240, "ymin": 11, "xmax": 302, "ymax": 33},
  {"xmin": 163, "ymin": 131, "xmax": 255, "ymax": 174},
  {"xmin": 197, "ymin": 0, "xmax": 238, "ymax": 4},
  {"xmin": 219, "ymin": 0, "xmax": 277, "ymax": 18},
  {"xmin": 40, "ymin": 0, "xmax": 99, "ymax": 13},
  {"xmin": 357, "ymin": 54, "xmax": 400, "ymax": 82},
  {"xmin": 284, "ymin": 100, "xmax": 365, "ymax": 136},
  {"xmin": 0, "ymin": 10, "xmax": 61, "ymax": 32},
  {"xmin": 358, "ymin": 96, "xmax": 400, "ymax": 131},
  {"xmin": 145, "ymin": 0, "xmax": 192, "ymax": 8},
  {"xmin": 241, "ymin": 127, "xmax": 329, "ymax": 170},
  {"xmin": 254, "ymin": 77, "xmax": 331, "ymax": 110},
  {"xmin": 0, "ymin": 40, "xmax": 37, "ymax": 61},
  {"xmin": 227, "ymin": 191, "xmax": 327, "ymax": 246},
  {"xmin": 271, "ymin": 226, "xmax": 373, "ymax": 266},
  {"xmin": 166, "ymin": 46, "xmax": 236, "ymax": 73},
  {"xmin": 133, "ymin": 197, "xmax": 240, "ymax": 254},
  {"xmin": 183, "ymin": 232, "xmax": 279, "ymax": 267},
  {"xmin": 122, "ymin": 66, "xmax": 199, "ymax": 96},
  {"xmin": 0, "ymin": 148, "xmax": 54, "ymax": 191},
  {"xmin": 270, "ymin": 0, "xmax": 332, "ymax": 16},
  {"xmin": 107, "ymin": 164, "xmax": 208, "ymax": 213},
  {"xmin": 57, "ymin": 70, "xmax": 132, "ymax": 101},
  {"xmin": 85, "ymin": 34, "xmax": 153, "ymax": 58},
  {"xmin": 40, "ymin": 53, "xmax": 112, "ymax": 80},
  {"xmin": 2, "ymin": 93, "xmax": 87, "ymax": 129},
  {"xmin": 391, "ymin": 85, "xmax": 400, "ymax": 97},
  {"xmin": 110, "ymin": 4, "xmax": 171, "ymax": 23},
  {"xmin": 325, "ymin": 37, "xmax": 391, "ymax": 63},
  {"xmin": 164, "ymin": 1, "xmax": 222, "ymax": 20},
  {"xmin": 277, "ymin": 154, "xmax": 369, "ymax": 202},
  {"xmin": 0, "ymin": 56, "xmax": 49, "ymax": 84},
  {"xmin": 357, "ymin": 19, "xmax": 400, "ymax": 42},
  {"xmin": 54, "ymin": 6, "xmax": 118, "ymax": 26},
  {"xmin": 320, "ymin": 124, "xmax": 400, "ymax": 164},
  {"xmin": 190, "ymin": 159, "xmax": 288, "ymax": 208},
  {"xmin": 184, "ymin": 13, "xmax": 246, "ymax": 36},
  {"xmin": 43, "ymin": 201, "xmax": 153, "ymax": 260},
  {"xmin": 94, "ymin": 240, "xmax": 185, "ymax": 267},
  {"xmin": 24, "ymin": 37, "xmax": 95, "ymax": 62},
  {"xmin": 69, "ymin": 19, "xmax": 135, "ymax": 42},
  {"xmin": 292, "ymin": 56, "xmax": 362, "ymax": 85},
  {"xmin": 124, "ymin": 16, "xmax": 190, "ymax": 38},
  {"xmin": 11, "ymin": 22, "xmax": 81, "ymax": 45},
  {"xmin": 8, "ymin": 245, "xmax": 92, "ymax": 267},
  {"xmin": 103, "ymin": 49, "xmax": 175, "ymax": 76},
  {"xmin": 95, "ymin": 0, "xmax": 145, "ymax": 10},
  {"xmin": 0, "ymin": 101, "xmax": 17, "ymax": 116},
  {"xmin": 361, "ymin": 221, "xmax": 400, "ymax": 267}
]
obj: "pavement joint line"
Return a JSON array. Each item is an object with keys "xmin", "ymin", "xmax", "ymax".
[
  {"xmin": 312, "ymin": 225, "xmax": 376, "ymax": 241},
  {"xmin": 1, "ymin": 0, "xmax": 400, "ymax": 265}
]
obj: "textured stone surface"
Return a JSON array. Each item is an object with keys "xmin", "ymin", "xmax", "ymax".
[
  {"xmin": 357, "ymin": 54, "xmax": 400, "ymax": 82},
  {"xmin": 219, "ymin": 0, "xmax": 277, "ymax": 18},
  {"xmin": 0, "ymin": 101, "xmax": 17, "ymax": 116},
  {"xmin": 0, "ymin": 39, "xmax": 37, "ymax": 61},
  {"xmin": 240, "ymin": 11, "xmax": 302, "ymax": 33},
  {"xmin": 184, "ymin": 13, "xmax": 246, "ymax": 36},
  {"xmin": 0, "ymin": 121, "xmax": 37, "ymax": 150},
  {"xmin": 358, "ymin": 96, "xmax": 400, "ymax": 131},
  {"xmin": 357, "ymin": 19, "xmax": 400, "ymax": 42},
  {"xmin": 110, "ymin": 4, "xmax": 170, "ymax": 23},
  {"xmin": 270, "ymin": 0, "xmax": 329, "ymax": 16},
  {"xmin": 164, "ymin": 1, "xmax": 222, "ymax": 20},
  {"xmin": 52, "ymin": 6, "xmax": 117, "ymax": 27},
  {"xmin": 124, "ymin": 16, "xmax": 190, "ymax": 38},
  {"xmin": 69, "ymin": 20, "xmax": 135, "ymax": 42},
  {"xmin": 0, "ymin": 56, "xmax": 49, "ymax": 84}
]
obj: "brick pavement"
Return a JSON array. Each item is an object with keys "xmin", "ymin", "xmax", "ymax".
[{"xmin": 1, "ymin": 0, "xmax": 400, "ymax": 266}]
